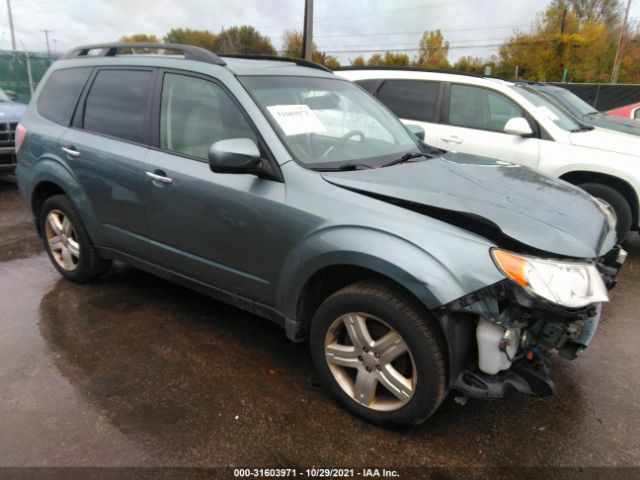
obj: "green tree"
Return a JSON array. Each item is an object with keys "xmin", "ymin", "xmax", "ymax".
[
  {"xmin": 453, "ymin": 55, "xmax": 488, "ymax": 74},
  {"xmin": 216, "ymin": 25, "xmax": 276, "ymax": 54},
  {"xmin": 163, "ymin": 28, "xmax": 218, "ymax": 51},
  {"xmin": 280, "ymin": 30, "xmax": 341, "ymax": 68},
  {"xmin": 415, "ymin": 29, "xmax": 450, "ymax": 68}
]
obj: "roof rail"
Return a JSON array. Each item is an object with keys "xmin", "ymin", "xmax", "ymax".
[
  {"xmin": 220, "ymin": 53, "xmax": 332, "ymax": 73},
  {"xmin": 61, "ymin": 43, "xmax": 226, "ymax": 66},
  {"xmin": 335, "ymin": 65, "xmax": 485, "ymax": 78}
]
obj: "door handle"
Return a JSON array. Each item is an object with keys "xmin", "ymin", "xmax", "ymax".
[
  {"xmin": 145, "ymin": 170, "xmax": 173, "ymax": 185},
  {"xmin": 61, "ymin": 146, "xmax": 80, "ymax": 158},
  {"xmin": 441, "ymin": 135, "xmax": 463, "ymax": 144}
]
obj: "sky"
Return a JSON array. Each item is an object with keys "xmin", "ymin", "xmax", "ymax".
[{"xmin": 2, "ymin": 0, "xmax": 640, "ymax": 64}]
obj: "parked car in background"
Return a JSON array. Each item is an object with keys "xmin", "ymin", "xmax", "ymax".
[
  {"xmin": 338, "ymin": 67, "xmax": 640, "ymax": 241},
  {"xmin": 0, "ymin": 86, "xmax": 27, "ymax": 177},
  {"xmin": 607, "ymin": 101, "xmax": 640, "ymax": 121},
  {"xmin": 525, "ymin": 83, "xmax": 640, "ymax": 136},
  {"xmin": 15, "ymin": 43, "xmax": 624, "ymax": 427}
]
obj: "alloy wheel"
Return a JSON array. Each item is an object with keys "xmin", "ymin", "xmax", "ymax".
[
  {"xmin": 45, "ymin": 209, "xmax": 80, "ymax": 272},
  {"xmin": 324, "ymin": 312, "xmax": 417, "ymax": 411}
]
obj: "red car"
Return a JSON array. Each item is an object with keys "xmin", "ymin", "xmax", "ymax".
[{"xmin": 607, "ymin": 102, "xmax": 640, "ymax": 120}]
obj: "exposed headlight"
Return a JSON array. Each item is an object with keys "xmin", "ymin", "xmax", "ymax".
[{"xmin": 491, "ymin": 249, "xmax": 609, "ymax": 308}]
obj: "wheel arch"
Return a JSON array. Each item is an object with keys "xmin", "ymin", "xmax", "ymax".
[{"xmin": 559, "ymin": 170, "xmax": 639, "ymax": 230}]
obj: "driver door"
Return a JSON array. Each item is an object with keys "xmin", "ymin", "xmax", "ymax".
[
  {"xmin": 437, "ymin": 83, "xmax": 540, "ymax": 169},
  {"xmin": 142, "ymin": 71, "xmax": 287, "ymax": 304}
]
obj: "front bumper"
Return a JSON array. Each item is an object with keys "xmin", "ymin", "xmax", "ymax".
[
  {"xmin": 0, "ymin": 148, "xmax": 17, "ymax": 175},
  {"xmin": 442, "ymin": 245, "xmax": 627, "ymax": 398}
]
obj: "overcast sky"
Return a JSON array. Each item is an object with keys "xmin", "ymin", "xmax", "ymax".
[{"xmin": 2, "ymin": 0, "xmax": 640, "ymax": 64}]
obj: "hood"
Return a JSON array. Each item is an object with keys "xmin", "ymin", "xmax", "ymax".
[
  {"xmin": 0, "ymin": 101, "xmax": 27, "ymax": 123},
  {"xmin": 570, "ymin": 126, "xmax": 640, "ymax": 156},
  {"xmin": 322, "ymin": 153, "xmax": 615, "ymax": 259},
  {"xmin": 582, "ymin": 113, "xmax": 640, "ymax": 137}
]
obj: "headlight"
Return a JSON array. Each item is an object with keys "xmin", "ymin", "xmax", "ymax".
[{"xmin": 491, "ymin": 249, "xmax": 609, "ymax": 308}]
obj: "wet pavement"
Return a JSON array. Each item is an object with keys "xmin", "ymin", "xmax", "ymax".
[{"xmin": 1, "ymin": 179, "xmax": 639, "ymax": 477}]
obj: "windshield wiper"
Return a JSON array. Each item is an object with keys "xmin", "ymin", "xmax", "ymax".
[
  {"xmin": 310, "ymin": 163, "xmax": 374, "ymax": 172},
  {"xmin": 571, "ymin": 125, "xmax": 594, "ymax": 132},
  {"xmin": 380, "ymin": 152, "xmax": 430, "ymax": 168}
]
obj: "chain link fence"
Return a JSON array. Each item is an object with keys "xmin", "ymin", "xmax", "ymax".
[{"xmin": 0, "ymin": 50, "xmax": 58, "ymax": 104}]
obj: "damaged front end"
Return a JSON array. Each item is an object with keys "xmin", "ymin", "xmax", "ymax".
[{"xmin": 435, "ymin": 245, "xmax": 627, "ymax": 399}]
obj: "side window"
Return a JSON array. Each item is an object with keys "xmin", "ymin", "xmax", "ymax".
[
  {"xmin": 83, "ymin": 69, "xmax": 152, "ymax": 143},
  {"xmin": 634, "ymin": 108, "xmax": 640, "ymax": 120},
  {"xmin": 376, "ymin": 80, "xmax": 440, "ymax": 122},
  {"xmin": 160, "ymin": 73, "xmax": 257, "ymax": 160},
  {"xmin": 36, "ymin": 67, "xmax": 92, "ymax": 126},
  {"xmin": 449, "ymin": 84, "xmax": 524, "ymax": 132}
]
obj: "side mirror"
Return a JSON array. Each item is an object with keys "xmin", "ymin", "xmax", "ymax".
[
  {"xmin": 406, "ymin": 123, "xmax": 425, "ymax": 141},
  {"xmin": 208, "ymin": 138, "xmax": 261, "ymax": 174},
  {"xmin": 503, "ymin": 117, "xmax": 533, "ymax": 136},
  {"xmin": 4, "ymin": 90, "xmax": 18, "ymax": 102}
]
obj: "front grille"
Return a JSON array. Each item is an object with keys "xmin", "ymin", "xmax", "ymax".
[{"xmin": 0, "ymin": 122, "xmax": 17, "ymax": 146}]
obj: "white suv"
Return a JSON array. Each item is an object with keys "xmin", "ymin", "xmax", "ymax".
[{"xmin": 337, "ymin": 67, "xmax": 640, "ymax": 241}]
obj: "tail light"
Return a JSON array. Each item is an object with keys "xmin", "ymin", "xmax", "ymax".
[{"xmin": 15, "ymin": 123, "xmax": 27, "ymax": 153}]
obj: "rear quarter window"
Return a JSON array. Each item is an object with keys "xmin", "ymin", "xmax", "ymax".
[
  {"xmin": 36, "ymin": 67, "xmax": 92, "ymax": 126},
  {"xmin": 376, "ymin": 79, "xmax": 440, "ymax": 122}
]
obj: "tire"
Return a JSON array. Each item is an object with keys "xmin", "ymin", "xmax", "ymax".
[
  {"xmin": 40, "ymin": 194, "xmax": 111, "ymax": 283},
  {"xmin": 310, "ymin": 279, "xmax": 447, "ymax": 427},
  {"xmin": 579, "ymin": 183, "xmax": 633, "ymax": 242}
]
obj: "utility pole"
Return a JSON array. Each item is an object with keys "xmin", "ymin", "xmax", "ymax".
[
  {"xmin": 42, "ymin": 29, "xmax": 53, "ymax": 55},
  {"xmin": 611, "ymin": 0, "xmax": 632, "ymax": 84},
  {"xmin": 6, "ymin": 0, "xmax": 16, "ymax": 51},
  {"xmin": 301, "ymin": 0, "xmax": 313, "ymax": 60}
]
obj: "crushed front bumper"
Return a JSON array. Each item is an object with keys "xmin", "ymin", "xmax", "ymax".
[{"xmin": 438, "ymin": 245, "xmax": 627, "ymax": 399}]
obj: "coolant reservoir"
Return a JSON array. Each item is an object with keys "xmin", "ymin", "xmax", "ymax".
[{"xmin": 476, "ymin": 318, "xmax": 518, "ymax": 375}]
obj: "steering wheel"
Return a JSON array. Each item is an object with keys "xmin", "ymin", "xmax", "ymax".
[{"xmin": 321, "ymin": 130, "xmax": 366, "ymax": 158}]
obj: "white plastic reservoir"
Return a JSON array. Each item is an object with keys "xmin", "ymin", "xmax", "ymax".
[{"xmin": 476, "ymin": 318, "xmax": 519, "ymax": 375}]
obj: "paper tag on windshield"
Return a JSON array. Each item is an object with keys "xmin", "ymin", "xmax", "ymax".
[
  {"xmin": 267, "ymin": 104, "xmax": 327, "ymax": 136},
  {"xmin": 536, "ymin": 106, "xmax": 560, "ymax": 122}
]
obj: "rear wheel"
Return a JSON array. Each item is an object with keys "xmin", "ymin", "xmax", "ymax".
[
  {"xmin": 310, "ymin": 280, "xmax": 447, "ymax": 427},
  {"xmin": 40, "ymin": 194, "xmax": 111, "ymax": 283},
  {"xmin": 579, "ymin": 183, "xmax": 632, "ymax": 242}
]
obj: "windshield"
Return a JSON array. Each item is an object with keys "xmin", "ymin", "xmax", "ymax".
[
  {"xmin": 547, "ymin": 88, "xmax": 599, "ymax": 116},
  {"xmin": 0, "ymin": 88, "xmax": 9, "ymax": 102},
  {"xmin": 512, "ymin": 85, "xmax": 582, "ymax": 131},
  {"xmin": 240, "ymin": 76, "xmax": 420, "ymax": 169}
]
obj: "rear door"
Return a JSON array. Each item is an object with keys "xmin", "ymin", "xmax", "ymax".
[
  {"xmin": 59, "ymin": 68, "xmax": 154, "ymax": 257},
  {"xmin": 371, "ymin": 79, "xmax": 443, "ymax": 145},
  {"xmin": 437, "ymin": 83, "xmax": 540, "ymax": 169}
]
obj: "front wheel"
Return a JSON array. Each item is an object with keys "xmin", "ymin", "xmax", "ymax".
[{"xmin": 310, "ymin": 280, "xmax": 447, "ymax": 427}]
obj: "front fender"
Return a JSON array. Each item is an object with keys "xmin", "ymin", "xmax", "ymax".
[{"xmin": 276, "ymin": 225, "xmax": 503, "ymax": 321}]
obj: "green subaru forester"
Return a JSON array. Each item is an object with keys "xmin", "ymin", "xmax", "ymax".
[{"xmin": 15, "ymin": 43, "xmax": 625, "ymax": 426}]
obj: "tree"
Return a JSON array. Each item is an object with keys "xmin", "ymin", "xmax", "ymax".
[
  {"xmin": 415, "ymin": 29, "xmax": 450, "ymax": 68},
  {"xmin": 350, "ymin": 55, "xmax": 366, "ymax": 66},
  {"xmin": 120, "ymin": 34, "xmax": 159, "ymax": 43},
  {"xmin": 280, "ymin": 30, "xmax": 341, "ymax": 69},
  {"xmin": 453, "ymin": 55, "xmax": 488, "ymax": 74},
  {"xmin": 365, "ymin": 51, "xmax": 410, "ymax": 66},
  {"xmin": 566, "ymin": 0, "xmax": 623, "ymax": 27},
  {"xmin": 163, "ymin": 28, "xmax": 218, "ymax": 51},
  {"xmin": 216, "ymin": 25, "xmax": 276, "ymax": 55}
]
